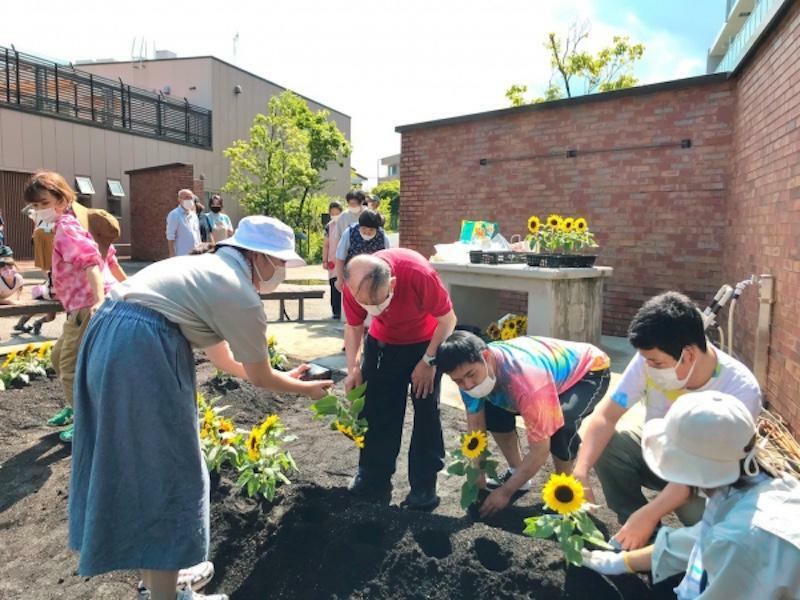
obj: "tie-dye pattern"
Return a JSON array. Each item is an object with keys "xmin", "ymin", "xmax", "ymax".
[{"xmin": 461, "ymin": 336, "xmax": 610, "ymax": 443}]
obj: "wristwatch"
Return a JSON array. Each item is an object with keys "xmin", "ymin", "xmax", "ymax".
[{"xmin": 422, "ymin": 353, "xmax": 437, "ymax": 367}]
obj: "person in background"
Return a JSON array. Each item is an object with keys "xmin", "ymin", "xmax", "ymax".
[
  {"xmin": 581, "ymin": 391, "xmax": 800, "ymax": 599},
  {"xmin": 342, "ymin": 250, "xmax": 457, "ymax": 510},
  {"xmin": 195, "ymin": 201, "xmax": 213, "ymax": 246},
  {"xmin": 329, "ymin": 191, "xmax": 365, "ymax": 284},
  {"xmin": 166, "ymin": 190, "xmax": 201, "ymax": 257},
  {"xmin": 436, "ymin": 331, "xmax": 611, "ymax": 517},
  {"xmin": 0, "ymin": 246, "xmax": 23, "ymax": 304},
  {"xmin": 22, "ymin": 172, "xmax": 110, "ymax": 444},
  {"xmin": 207, "ymin": 194, "xmax": 233, "ymax": 243},
  {"xmin": 322, "ymin": 200, "xmax": 343, "ymax": 319},
  {"xmin": 334, "ymin": 209, "xmax": 391, "ymax": 289},
  {"xmin": 572, "ymin": 291, "xmax": 762, "ymax": 550}
]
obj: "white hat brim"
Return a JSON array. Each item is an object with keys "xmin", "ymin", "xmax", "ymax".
[
  {"xmin": 641, "ymin": 418, "xmax": 742, "ymax": 489},
  {"xmin": 216, "ymin": 239, "xmax": 306, "ymax": 267}
]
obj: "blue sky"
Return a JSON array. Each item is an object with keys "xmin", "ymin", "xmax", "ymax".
[{"xmin": 0, "ymin": 1, "xmax": 730, "ymax": 187}]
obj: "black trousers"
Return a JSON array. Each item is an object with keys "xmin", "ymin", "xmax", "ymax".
[
  {"xmin": 329, "ymin": 277, "xmax": 342, "ymax": 319},
  {"xmin": 358, "ymin": 334, "xmax": 445, "ymax": 490}
]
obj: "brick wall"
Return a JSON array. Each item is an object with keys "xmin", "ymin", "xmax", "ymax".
[
  {"xmin": 400, "ymin": 79, "xmax": 735, "ymax": 336},
  {"xmin": 128, "ymin": 163, "xmax": 196, "ymax": 261},
  {"xmin": 725, "ymin": 0, "xmax": 800, "ymax": 428}
]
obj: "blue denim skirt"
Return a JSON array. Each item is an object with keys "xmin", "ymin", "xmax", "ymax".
[{"xmin": 68, "ymin": 300, "xmax": 209, "ymax": 576}]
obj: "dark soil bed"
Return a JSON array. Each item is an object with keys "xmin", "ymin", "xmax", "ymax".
[{"xmin": 0, "ymin": 357, "xmax": 680, "ymax": 599}]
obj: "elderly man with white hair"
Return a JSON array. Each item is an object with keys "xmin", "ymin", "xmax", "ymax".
[
  {"xmin": 166, "ymin": 189, "xmax": 202, "ymax": 257},
  {"xmin": 342, "ymin": 248, "xmax": 457, "ymax": 510}
]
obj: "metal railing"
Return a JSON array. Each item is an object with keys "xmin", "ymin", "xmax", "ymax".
[
  {"xmin": 716, "ymin": 0, "xmax": 780, "ymax": 73},
  {"xmin": 0, "ymin": 45, "xmax": 212, "ymax": 149}
]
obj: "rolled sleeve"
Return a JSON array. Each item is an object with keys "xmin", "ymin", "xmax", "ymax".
[
  {"xmin": 652, "ymin": 523, "xmax": 700, "ymax": 583},
  {"xmin": 342, "ymin": 285, "xmax": 367, "ymax": 326},
  {"xmin": 166, "ymin": 212, "xmax": 178, "ymax": 241},
  {"xmin": 335, "ymin": 231, "xmax": 350, "ymax": 261}
]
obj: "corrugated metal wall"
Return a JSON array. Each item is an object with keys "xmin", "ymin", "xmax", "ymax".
[{"xmin": 0, "ymin": 170, "xmax": 34, "ymax": 260}]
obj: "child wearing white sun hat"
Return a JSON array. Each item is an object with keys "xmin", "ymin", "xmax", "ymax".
[{"xmin": 581, "ymin": 390, "xmax": 800, "ymax": 599}]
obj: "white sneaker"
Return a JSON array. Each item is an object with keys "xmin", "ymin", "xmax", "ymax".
[
  {"xmin": 137, "ymin": 561, "xmax": 217, "ymax": 598},
  {"xmin": 486, "ymin": 468, "xmax": 532, "ymax": 492},
  {"xmin": 175, "ymin": 586, "xmax": 228, "ymax": 600}
]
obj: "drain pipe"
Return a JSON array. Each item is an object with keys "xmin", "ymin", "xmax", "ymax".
[{"xmin": 753, "ymin": 274, "xmax": 774, "ymax": 388}]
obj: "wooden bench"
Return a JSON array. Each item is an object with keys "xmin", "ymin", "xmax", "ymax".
[
  {"xmin": 260, "ymin": 284, "xmax": 327, "ymax": 322},
  {"xmin": 0, "ymin": 286, "xmax": 326, "ymax": 323}
]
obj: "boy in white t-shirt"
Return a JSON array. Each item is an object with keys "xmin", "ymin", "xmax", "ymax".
[{"xmin": 572, "ymin": 291, "xmax": 761, "ymax": 551}]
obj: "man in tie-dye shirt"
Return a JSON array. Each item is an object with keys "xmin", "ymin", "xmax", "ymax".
[{"xmin": 436, "ymin": 331, "xmax": 610, "ymax": 517}]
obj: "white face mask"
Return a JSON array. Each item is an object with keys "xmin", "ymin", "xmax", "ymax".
[
  {"xmin": 359, "ymin": 291, "xmax": 393, "ymax": 316},
  {"xmin": 253, "ymin": 256, "xmax": 286, "ymax": 294},
  {"xmin": 647, "ymin": 350, "xmax": 697, "ymax": 391},
  {"xmin": 348, "ymin": 205, "xmax": 361, "ymax": 215},
  {"xmin": 463, "ymin": 358, "xmax": 497, "ymax": 398},
  {"xmin": 360, "ymin": 230, "xmax": 376, "ymax": 241},
  {"xmin": 181, "ymin": 199, "xmax": 195, "ymax": 212},
  {"xmin": 35, "ymin": 207, "xmax": 58, "ymax": 225}
]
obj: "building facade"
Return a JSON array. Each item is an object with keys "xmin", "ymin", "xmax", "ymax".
[
  {"xmin": 0, "ymin": 48, "xmax": 350, "ymax": 257},
  {"xmin": 378, "ymin": 153, "xmax": 400, "ymax": 183}
]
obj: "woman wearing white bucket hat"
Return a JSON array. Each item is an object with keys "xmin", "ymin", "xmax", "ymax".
[
  {"xmin": 581, "ymin": 390, "xmax": 800, "ymax": 599},
  {"xmin": 68, "ymin": 216, "xmax": 333, "ymax": 600}
]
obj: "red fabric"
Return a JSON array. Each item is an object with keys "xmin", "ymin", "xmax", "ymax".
[{"xmin": 343, "ymin": 248, "xmax": 452, "ymax": 345}]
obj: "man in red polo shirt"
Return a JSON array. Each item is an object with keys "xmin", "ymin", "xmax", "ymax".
[{"xmin": 342, "ymin": 248, "xmax": 457, "ymax": 510}]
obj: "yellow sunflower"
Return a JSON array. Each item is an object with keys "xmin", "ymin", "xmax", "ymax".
[
  {"xmin": 542, "ymin": 473, "xmax": 585, "ymax": 515},
  {"xmin": 218, "ymin": 419, "xmax": 235, "ymax": 444},
  {"xmin": 515, "ymin": 317, "xmax": 528, "ymax": 334},
  {"xmin": 500, "ymin": 327, "xmax": 516, "ymax": 341},
  {"xmin": 486, "ymin": 322, "xmax": 501, "ymax": 341},
  {"xmin": 267, "ymin": 335, "xmax": 277, "ymax": 348},
  {"xmin": 23, "ymin": 343, "xmax": 35, "ymax": 355},
  {"xmin": 354, "ymin": 435, "xmax": 365, "ymax": 449},
  {"xmin": 527, "ymin": 215, "xmax": 541, "ymax": 235},
  {"xmin": 561, "ymin": 217, "xmax": 575, "ymax": 232},
  {"xmin": 259, "ymin": 414, "xmax": 280, "ymax": 436},
  {"xmin": 574, "ymin": 217, "xmax": 588, "ymax": 233},
  {"xmin": 246, "ymin": 427, "xmax": 262, "ymax": 461},
  {"xmin": 37, "ymin": 342, "xmax": 53, "ymax": 359},
  {"xmin": 546, "ymin": 214, "xmax": 562, "ymax": 229},
  {"xmin": 2, "ymin": 351, "xmax": 18, "ymax": 369},
  {"xmin": 200, "ymin": 424, "xmax": 211, "ymax": 440},
  {"xmin": 461, "ymin": 430, "xmax": 488, "ymax": 459}
]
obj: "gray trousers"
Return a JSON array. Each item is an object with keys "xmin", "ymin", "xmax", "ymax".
[{"xmin": 595, "ymin": 409, "xmax": 705, "ymax": 526}]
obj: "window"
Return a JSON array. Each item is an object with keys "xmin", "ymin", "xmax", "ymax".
[
  {"xmin": 387, "ymin": 164, "xmax": 399, "ymax": 177},
  {"xmin": 107, "ymin": 198, "xmax": 122, "ymax": 217},
  {"xmin": 107, "ymin": 179, "xmax": 125, "ymax": 198},
  {"xmin": 75, "ymin": 176, "xmax": 95, "ymax": 195}
]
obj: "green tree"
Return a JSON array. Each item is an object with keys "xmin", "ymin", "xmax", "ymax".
[
  {"xmin": 506, "ymin": 23, "xmax": 645, "ymax": 106},
  {"xmin": 370, "ymin": 179, "xmax": 400, "ymax": 231},
  {"xmin": 223, "ymin": 91, "xmax": 351, "ymax": 235}
]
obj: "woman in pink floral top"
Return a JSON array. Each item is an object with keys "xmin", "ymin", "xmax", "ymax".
[{"xmin": 24, "ymin": 172, "xmax": 110, "ymax": 443}]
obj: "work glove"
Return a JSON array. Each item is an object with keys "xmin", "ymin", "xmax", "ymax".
[{"xmin": 580, "ymin": 549, "xmax": 631, "ymax": 575}]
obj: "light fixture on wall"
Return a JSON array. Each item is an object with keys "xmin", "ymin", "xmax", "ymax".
[{"xmin": 233, "ymin": 84, "xmax": 243, "ymax": 95}]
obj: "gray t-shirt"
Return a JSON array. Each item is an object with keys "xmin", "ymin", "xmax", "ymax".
[{"xmin": 108, "ymin": 247, "xmax": 269, "ymax": 363}]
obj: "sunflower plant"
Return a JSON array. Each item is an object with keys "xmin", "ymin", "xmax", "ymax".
[
  {"xmin": 523, "ymin": 473, "xmax": 612, "ymax": 566},
  {"xmin": 197, "ymin": 392, "xmax": 241, "ymax": 472},
  {"xmin": 447, "ymin": 431, "xmax": 501, "ymax": 509},
  {"xmin": 310, "ymin": 383, "xmax": 368, "ymax": 449},
  {"xmin": 236, "ymin": 413, "xmax": 298, "ymax": 501},
  {"xmin": 0, "ymin": 342, "xmax": 54, "ymax": 390},
  {"xmin": 267, "ymin": 335, "xmax": 287, "ymax": 370}
]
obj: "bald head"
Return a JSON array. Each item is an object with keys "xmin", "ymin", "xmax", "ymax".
[{"xmin": 344, "ymin": 254, "xmax": 394, "ymax": 305}]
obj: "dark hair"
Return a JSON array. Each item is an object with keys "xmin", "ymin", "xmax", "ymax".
[
  {"xmin": 195, "ymin": 201, "xmax": 205, "ymax": 212},
  {"xmin": 436, "ymin": 331, "xmax": 487, "ymax": 373},
  {"xmin": 345, "ymin": 190, "xmax": 366, "ymax": 203},
  {"xmin": 358, "ymin": 209, "xmax": 383, "ymax": 229},
  {"xmin": 329, "ymin": 200, "xmax": 343, "ymax": 212},
  {"xmin": 628, "ymin": 291, "xmax": 707, "ymax": 359},
  {"xmin": 343, "ymin": 256, "xmax": 391, "ymax": 302},
  {"xmin": 210, "ymin": 194, "xmax": 223, "ymax": 206}
]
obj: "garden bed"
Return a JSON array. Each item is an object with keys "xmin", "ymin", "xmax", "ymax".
[{"xmin": 0, "ymin": 357, "xmax": 680, "ymax": 599}]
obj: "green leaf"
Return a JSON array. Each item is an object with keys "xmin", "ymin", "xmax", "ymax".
[
  {"xmin": 556, "ymin": 519, "xmax": 574, "ymax": 543},
  {"xmin": 562, "ymin": 535, "xmax": 585, "ymax": 566},
  {"xmin": 346, "ymin": 382, "xmax": 367, "ymax": 402},
  {"xmin": 465, "ymin": 465, "xmax": 480, "ymax": 485},
  {"xmin": 523, "ymin": 516, "xmax": 555, "ymax": 539},
  {"xmin": 447, "ymin": 461, "xmax": 466, "ymax": 476},
  {"xmin": 482, "ymin": 458, "xmax": 500, "ymax": 480},
  {"xmin": 350, "ymin": 395, "xmax": 365, "ymax": 416},
  {"xmin": 310, "ymin": 395, "xmax": 339, "ymax": 415},
  {"xmin": 460, "ymin": 481, "xmax": 479, "ymax": 509}
]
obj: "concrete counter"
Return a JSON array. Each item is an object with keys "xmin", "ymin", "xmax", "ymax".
[{"xmin": 431, "ymin": 261, "xmax": 613, "ymax": 345}]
